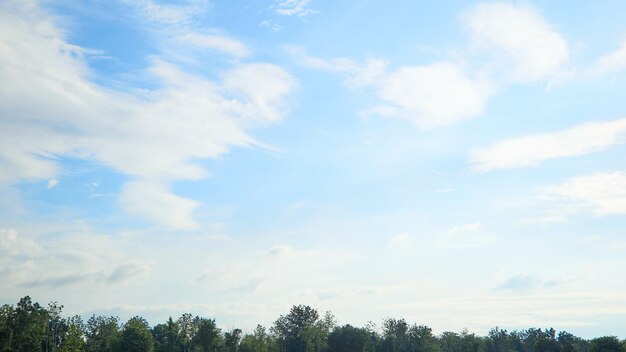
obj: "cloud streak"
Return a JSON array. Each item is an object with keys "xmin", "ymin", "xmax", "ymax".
[
  {"xmin": 469, "ymin": 118, "xmax": 626, "ymax": 172},
  {"xmin": 0, "ymin": 1, "xmax": 295, "ymax": 229}
]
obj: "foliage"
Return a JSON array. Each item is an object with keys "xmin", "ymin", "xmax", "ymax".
[{"xmin": 0, "ymin": 296, "xmax": 624, "ymax": 352}]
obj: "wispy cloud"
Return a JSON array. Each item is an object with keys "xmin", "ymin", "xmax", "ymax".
[
  {"xmin": 387, "ymin": 232, "xmax": 414, "ymax": 248},
  {"xmin": 273, "ymin": 0, "xmax": 318, "ymax": 17},
  {"xmin": 175, "ymin": 33, "xmax": 250, "ymax": 58},
  {"xmin": 0, "ymin": 2, "xmax": 295, "ymax": 229},
  {"xmin": 589, "ymin": 40, "xmax": 626, "ymax": 76},
  {"xmin": 469, "ymin": 118, "xmax": 626, "ymax": 172},
  {"xmin": 125, "ymin": 0, "xmax": 209, "ymax": 25},
  {"xmin": 20, "ymin": 263, "xmax": 149, "ymax": 288},
  {"xmin": 0, "ymin": 228, "xmax": 40, "ymax": 257},
  {"xmin": 546, "ymin": 171, "xmax": 626, "ymax": 216},
  {"xmin": 495, "ymin": 274, "xmax": 565, "ymax": 292},
  {"xmin": 462, "ymin": 2, "xmax": 569, "ymax": 83},
  {"xmin": 291, "ymin": 2, "xmax": 568, "ymax": 130}
]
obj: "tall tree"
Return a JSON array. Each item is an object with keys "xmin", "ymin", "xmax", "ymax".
[
  {"xmin": 117, "ymin": 317, "xmax": 154, "ymax": 352},
  {"xmin": 190, "ymin": 318, "xmax": 221, "ymax": 352},
  {"xmin": 272, "ymin": 305, "xmax": 333, "ymax": 352},
  {"xmin": 13, "ymin": 296, "xmax": 48, "ymax": 352},
  {"xmin": 0, "ymin": 304, "xmax": 15, "ymax": 351},
  {"xmin": 152, "ymin": 317, "xmax": 180, "ymax": 352},
  {"xmin": 60, "ymin": 316, "xmax": 86, "ymax": 352},
  {"xmin": 85, "ymin": 315, "xmax": 119, "ymax": 352},
  {"xmin": 239, "ymin": 325, "xmax": 278, "ymax": 352},
  {"xmin": 223, "ymin": 328, "xmax": 241, "ymax": 352}
]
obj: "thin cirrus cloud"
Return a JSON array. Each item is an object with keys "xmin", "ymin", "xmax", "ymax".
[
  {"xmin": 273, "ymin": 0, "xmax": 318, "ymax": 17},
  {"xmin": 468, "ymin": 118, "xmax": 626, "ymax": 172},
  {"xmin": 547, "ymin": 171, "xmax": 626, "ymax": 216},
  {"xmin": 125, "ymin": 0, "xmax": 209, "ymax": 25},
  {"xmin": 290, "ymin": 2, "xmax": 568, "ymax": 129},
  {"xmin": 0, "ymin": 1, "xmax": 296, "ymax": 230},
  {"xmin": 175, "ymin": 33, "xmax": 250, "ymax": 58},
  {"xmin": 589, "ymin": 40, "xmax": 626, "ymax": 76}
]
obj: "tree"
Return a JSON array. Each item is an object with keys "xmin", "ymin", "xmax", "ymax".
[
  {"xmin": 177, "ymin": 314, "xmax": 196, "ymax": 352},
  {"xmin": 152, "ymin": 317, "xmax": 180, "ymax": 352},
  {"xmin": 223, "ymin": 328, "xmax": 241, "ymax": 352},
  {"xmin": 117, "ymin": 316, "xmax": 154, "ymax": 352},
  {"xmin": 85, "ymin": 315, "xmax": 119, "ymax": 352},
  {"xmin": 190, "ymin": 318, "xmax": 221, "ymax": 352},
  {"xmin": 590, "ymin": 336, "xmax": 624, "ymax": 352},
  {"xmin": 407, "ymin": 324, "xmax": 439, "ymax": 352},
  {"xmin": 60, "ymin": 316, "xmax": 86, "ymax": 352},
  {"xmin": 380, "ymin": 318, "xmax": 409, "ymax": 352},
  {"xmin": 327, "ymin": 324, "xmax": 373, "ymax": 352},
  {"xmin": 272, "ymin": 305, "xmax": 333, "ymax": 352},
  {"xmin": 46, "ymin": 301, "xmax": 67, "ymax": 352},
  {"xmin": 240, "ymin": 325, "xmax": 279, "ymax": 352},
  {"xmin": 0, "ymin": 304, "xmax": 15, "ymax": 352},
  {"xmin": 13, "ymin": 296, "xmax": 48, "ymax": 352}
]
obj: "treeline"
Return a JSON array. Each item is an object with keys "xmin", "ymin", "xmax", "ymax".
[{"xmin": 1, "ymin": 296, "xmax": 625, "ymax": 352}]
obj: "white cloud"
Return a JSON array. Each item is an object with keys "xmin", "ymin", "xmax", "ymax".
[
  {"xmin": 590, "ymin": 40, "xmax": 626, "ymax": 76},
  {"xmin": 274, "ymin": 0, "xmax": 318, "ymax": 17},
  {"xmin": 286, "ymin": 46, "xmax": 356, "ymax": 72},
  {"xmin": 47, "ymin": 178, "xmax": 59, "ymax": 189},
  {"xmin": 387, "ymin": 232, "xmax": 414, "ymax": 248},
  {"xmin": 462, "ymin": 2, "xmax": 569, "ymax": 82},
  {"xmin": 288, "ymin": 2, "xmax": 570, "ymax": 130},
  {"xmin": 126, "ymin": 0, "xmax": 208, "ymax": 25},
  {"xmin": 287, "ymin": 46, "xmax": 387, "ymax": 88},
  {"xmin": 290, "ymin": 51, "xmax": 493, "ymax": 128},
  {"xmin": 0, "ymin": 228, "xmax": 40, "ymax": 257},
  {"xmin": 120, "ymin": 181, "xmax": 200, "ymax": 230},
  {"xmin": 260, "ymin": 19, "xmax": 282, "ymax": 32},
  {"xmin": 547, "ymin": 172, "xmax": 626, "ymax": 216},
  {"xmin": 0, "ymin": 1, "xmax": 295, "ymax": 229},
  {"xmin": 374, "ymin": 62, "xmax": 493, "ymax": 129},
  {"xmin": 176, "ymin": 33, "xmax": 250, "ymax": 58},
  {"xmin": 469, "ymin": 118, "xmax": 626, "ymax": 172},
  {"xmin": 222, "ymin": 63, "xmax": 297, "ymax": 124}
]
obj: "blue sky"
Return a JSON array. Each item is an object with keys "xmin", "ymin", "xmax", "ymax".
[{"xmin": 2, "ymin": 0, "xmax": 626, "ymax": 338}]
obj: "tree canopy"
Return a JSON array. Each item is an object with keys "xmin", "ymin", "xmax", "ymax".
[{"xmin": 0, "ymin": 296, "xmax": 624, "ymax": 352}]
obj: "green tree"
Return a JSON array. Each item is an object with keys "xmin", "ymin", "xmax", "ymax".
[
  {"xmin": 117, "ymin": 316, "xmax": 154, "ymax": 352},
  {"xmin": 407, "ymin": 324, "xmax": 439, "ymax": 352},
  {"xmin": 0, "ymin": 304, "xmax": 15, "ymax": 352},
  {"xmin": 190, "ymin": 318, "xmax": 221, "ymax": 352},
  {"xmin": 85, "ymin": 315, "xmax": 119, "ymax": 352},
  {"xmin": 223, "ymin": 328, "xmax": 241, "ymax": 352},
  {"xmin": 327, "ymin": 324, "xmax": 373, "ymax": 352},
  {"xmin": 177, "ymin": 314, "xmax": 196, "ymax": 352},
  {"xmin": 239, "ymin": 325, "xmax": 279, "ymax": 352},
  {"xmin": 152, "ymin": 317, "xmax": 181, "ymax": 352},
  {"xmin": 13, "ymin": 296, "xmax": 48, "ymax": 352},
  {"xmin": 46, "ymin": 301, "xmax": 67, "ymax": 352},
  {"xmin": 380, "ymin": 318, "xmax": 409, "ymax": 352},
  {"xmin": 590, "ymin": 336, "xmax": 624, "ymax": 352},
  {"xmin": 272, "ymin": 305, "xmax": 332, "ymax": 352},
  {"xmin": 60, "ymin": 316, "xmax": 86, "ymax": 352}
]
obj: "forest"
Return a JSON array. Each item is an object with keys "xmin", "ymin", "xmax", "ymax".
[{"xmin": 0, "ymin": 296, "xmax": 624, "ymax": 352}]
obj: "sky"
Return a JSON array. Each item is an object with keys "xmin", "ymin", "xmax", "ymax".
[{"xmin": 1, "ymin": 0, "xmax": 626, "ymax": 339}]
